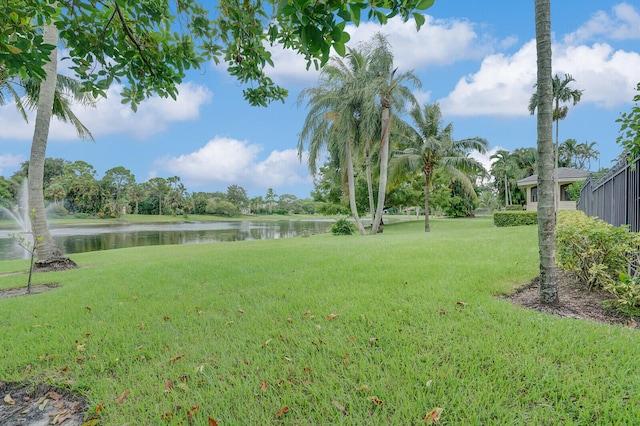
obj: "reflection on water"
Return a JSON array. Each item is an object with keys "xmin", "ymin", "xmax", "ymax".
[{"xmin": 0, "ymin": 220, "xmax": 333, "ymax": 261}]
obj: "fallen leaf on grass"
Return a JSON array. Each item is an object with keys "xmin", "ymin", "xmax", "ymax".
[
  {"xmin": 3, "ymin": 393, "xmax": 15, "ymax": 405},
  {"xmin": 261, "ymin": 339, "xmax": 272, "ymax": 348},
  {"xmin": 238, "ymin": 309, "xmax": 245, "ymax": 314},
  {"xmin": 160, "ymin": 412, "xmax": 173, "ymax": 421},
  {"xmin": 303, "ymin": 310, "xmax": 314, "ymax": 319},
  {"xmin": 369, "ymin": 396, "xmax": 383, "ymax": 406},
  {"xmin": 52, "ymin": 412, "xmax": 73, "ymax": 424},
  {"xmin": 424, "ymin": 407, "xmax": 443, "ymax": 424},
  {"xmin": 164, "ymin": 380, "xmax": 174, "ymax": 393},
  {"xmin": 176, "ymin": 383, "xmax": 189, "ymax": 392},
  {"xmin": 116, "ymin": 389, "xmax": 130, "ymax": 404},
  {"xmin": 260, "ymin": 380, "xmax": 268, "ymax": 392},
  {"xmin": 438, "ymin": 309, "xmax": 446, "ymax": 315},
  {"xmin": 186, "ymin": 405, "xmax": 200, "ymax": 419},
  {"xmin": 208, "ymin": 418, "xmax": 219, "ymax": 426},
  {"xmin": 169, "ymin": 353, "xmax": 185, "ymax": 363},
  {"xmin": 95, "ymin": 403, "xmax": 104, "ymax": 414},
  {"xmin": 81, "ymin": 419, "xmax": 100, "ymax": 426},
  {"xmin": 333, "ymin": 400, "xmax": 349, "ymax": 415},
  {"xmin": 77, "ymin": 344, "xmax": 86, "ymax": 352},
  {"xmin": 46, "ymin": 391, "xmax": 63, "ymax": 401},
  {"xmin": 38, "ymin": 398, "xmax": 49, "ymax": 410},
  {"xmin": 456, "ymin": 301, "xmax": 468, "ymax": 307},
  {"xmin": 275, "ymin": 406, "xmax": 289, "ymax": 419},
  {"xmin": 326, "ymin": 313, "xmax": 339, "ymax": 321},
  {"xmin": 369, "ymin": 337, "xmax": 378, "ymax": 346}
]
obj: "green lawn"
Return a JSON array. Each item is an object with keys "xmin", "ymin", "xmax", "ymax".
[{"xmin": 1, "ymin": 217, "xmax": 638, "ymax": 424}]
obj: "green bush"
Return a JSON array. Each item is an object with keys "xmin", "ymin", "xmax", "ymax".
[
  {"xmin": 74, "ymin": 212, "xmax": 90, "ymax": 219},
  {"xmin": 48, "ymin": 205, "xmax": 68, "ymax": 218},
  {"xmin": 555, "ymin": 210, "xmax": 640, "ymax": 291},
  {"xmin": 331, "ymin": 218, "xmax": 356, "ymax": 235},
  {"xmin": 604, "ymin": 273, "xmax": 640, "ymax": 316},
  {"xmin": 493, "ymin": 211, "xmax": 537, "ymax": 227},
  {"xmin": 505, "ymin": 205, "xmax": 525, "ymax": 211}
]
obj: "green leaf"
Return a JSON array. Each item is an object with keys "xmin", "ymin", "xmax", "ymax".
[
  {"xmin": 416, "ymin": 0, "xmax": 435, "ymax": 10},
  {"xmin": 333, "ymin": 42, "xmax": 345, "ymax": 57},
  {"xmin": 413, "ymin": 12, "xmax": 425, "ymax": 29}
]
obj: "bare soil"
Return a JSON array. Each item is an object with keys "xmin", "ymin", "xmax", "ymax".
[
  {"xmin": 0, "ymin": 284, "xmax": 60, "ymax": 300},
  {"xmin": 0, "ymin": 382, "xmax": 90, "ymax": 426},
  {"xmin": 503, "ymin": 271, "xmax": 638, "ymax": 328}
]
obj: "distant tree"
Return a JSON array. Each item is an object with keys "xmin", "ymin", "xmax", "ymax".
[
  {"xmin": 226, "ymin": 185, "xmax": 249, "ymax": 212},
  {"xmin": 103, "ymin": 166, "xmax": 135, "ymax": 202},
  {"xmin": 391, "ymin": 102, "xmax": 487, "ymax": 232},
  {"xmin": 126, "ymin": 184, "xmax": 145, "ymax": 214},
  {"xmin": 277, "ymin": 194, "xmax": 298, "ymax": 213},
  {"xmin": 265, "ymin": 188, "xmax": 277, "ymax": 214},
  {"xmin": 44, "ymin": 182, "xmax": 66, "ymax": 206},
  {"xmin": 145, "ymin": 177, "xmax": 169, "ymax": 215}
]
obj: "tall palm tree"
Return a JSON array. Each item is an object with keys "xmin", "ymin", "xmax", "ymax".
[
  {"xmin": 490, "ymin": 150, "xmax": 517, "ymax": 207},
  {"xmin": 390, "ymin": 102, "xmax": 488, "ymax": 232},
  {"xmin": 534, "ymin": 0, "xmax": 558, "ymax": 305},
  {"xmin": 367, "ymin": 33, "xmax": 420, "ymax": 234},
  {"xmin": 528, "ymin": 73, "xmax": 583, "ymax": 148},
  {"xmin": 2, "ymin": 26, "xmax": 93, "ymax": 268},
  {"xmin": 298, "ymin": 49, "xmax": 378, "ymax": 235}
]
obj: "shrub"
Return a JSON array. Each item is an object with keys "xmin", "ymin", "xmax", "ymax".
[
  {"xmin": 493, "ymin": 211, "xmax": 537, "ymax": 227},
  {"xmin": 331, "ymin": 218, "xmax": 356, "ymax": 235},
  {"xmin": 505, "ymin": 205, "xmax": 525, "ymax": 211},
  {"xmin": 74, "ymin": 212, "xmax": 90, "ymax": 219},
  {"xmin": 555, "ymin": 210, "xmax": 640, "ymax": 290},
  {"xmin": 604, "ymin": 273, "xmax": 640, "ymax": 316}
]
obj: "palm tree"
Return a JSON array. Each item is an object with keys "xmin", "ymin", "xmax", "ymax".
[
  {"xmin": 528, "ymin": 73, "xmax": 583, "ymax": 148},
  {"xmin": 576, "ymin": 141, "xmax": 599, "ymax": 169},
  {"xmin": 367, "ymin": 33, "xmax": 420, "ymax": 234},
  {"xmin": 298, "ymin": 49, "xmax": 377, "ymax": 235},
  {"xmin": 534, "ymin": 0, "xmax": 558, "ymax": 305},
  {"xmin": 490, "ymin": 150, "xmax": 517, "ymax": 207},
  {"xmin": 558, "ymin": 138, "xmax": 579, "ymax": 167},
  {"xmin": 390, "ymin": 102, "xmax": 488, "ymax": 232},
  {"xmin": 2, "ymin": 25, "xmax": 93, "ymax": 268}
]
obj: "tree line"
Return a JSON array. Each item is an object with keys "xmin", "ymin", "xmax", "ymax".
[{"xmin": 0, "ymin": 159, "xmax": 317, "ymax": 219}]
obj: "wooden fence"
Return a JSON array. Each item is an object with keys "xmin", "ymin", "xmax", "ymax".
[{"xmin": 578, "ymin": 154, "xmax": 640, "ymax": 232}]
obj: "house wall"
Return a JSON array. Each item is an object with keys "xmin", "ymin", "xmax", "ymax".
[{"xmin": 522, "ymin": 183, "xmax": 578, "ymax": 211}]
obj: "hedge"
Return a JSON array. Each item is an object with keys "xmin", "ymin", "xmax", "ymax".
[{"xmin": 493, "ymin": 211, "xmax": 537, "ymax": 227}]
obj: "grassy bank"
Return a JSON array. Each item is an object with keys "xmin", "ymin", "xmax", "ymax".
[{"xmin": 0, "ymin": 217, "xmax": 638, "ymax": 424}]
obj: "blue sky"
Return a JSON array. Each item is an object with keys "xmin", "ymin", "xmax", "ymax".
[{"xmin": 1, "ymin": 1, "xmax": 639, "ymax": 198}]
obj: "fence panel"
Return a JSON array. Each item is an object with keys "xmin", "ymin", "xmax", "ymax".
[{"xmin": 578, "ymin": 155, "xmax": 640, "ymax": 232}]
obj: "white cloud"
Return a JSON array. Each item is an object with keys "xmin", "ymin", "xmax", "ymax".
[
  {"xmin": 0, "ymin": 82, "xmax": 212, "ymax": 141},
  {"xmin": 438, "ymin": 40, "xmax": 537, "ymax": 116},
  {"xmin": 261, "ymin": 14, "xmax": 502, "ymax": 87},
  {"xmin": 470, "ymin": 146, "xmax": 505, "ymax": 176},
  {"xmin": 153, "ymin": 137, "xmax": 311, "ymax": 193},
  {"xmin": 564, "ymin": 3, "xmax": 640, "ymax": 44},
  {"xmin": 0, "ymin": 154, "xmax": 25, "ymax": 175},
  {"xmin": 438, "ymin": 37, "xmax": 640, "ymax": 116}
]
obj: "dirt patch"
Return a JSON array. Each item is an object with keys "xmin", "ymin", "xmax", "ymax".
[
  {"xmin": 0, "ymin": 382, "xmax": 90, "ymax": 425},
  {"xmin": 503, "ymin": 272, "xmax": 638, "ymax": 328},
  {"xmin": 0, "ymin": 284, "xmax": 60, "ymax": 300}
]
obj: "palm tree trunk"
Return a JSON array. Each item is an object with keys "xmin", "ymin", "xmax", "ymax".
[
  {"xmin": 28, "ymin": 21, "xmax": 76, "ymax": 270},
  {"xmin": 424, "ymin": 170, "xmax": 431, "ymax": 233},
  {"xmin": 534, "ymin": 0, "xmax": 558, "ymax": 305},
  {"xmin": 365, "ymin": 142, "xmax": 375, "ymax": 222},
  {"xmin": 371, "ymin": 98, "xmax": 391, "ymax": 234},
  {"xmin": 346, "ymin": 142, "xmax": 367, "ymax": 235}
]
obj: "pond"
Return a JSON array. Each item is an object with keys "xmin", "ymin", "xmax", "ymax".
[{"xmin": 0, "ymin": 220, "xmax": 334, "ymax": 261}]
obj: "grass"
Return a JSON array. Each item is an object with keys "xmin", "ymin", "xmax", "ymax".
[{"xmin": 0, "ymin": 217, "xmax": 638, "ymax": 424}]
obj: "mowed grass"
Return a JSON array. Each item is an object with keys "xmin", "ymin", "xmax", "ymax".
[{"xmin": 0, "ymin": 217, "xmax": 638, "ymax": 424}]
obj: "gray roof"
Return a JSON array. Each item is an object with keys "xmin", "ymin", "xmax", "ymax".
[{"xmin": 516, "ymin": 168, "xmax": 590, "ymax": 187}]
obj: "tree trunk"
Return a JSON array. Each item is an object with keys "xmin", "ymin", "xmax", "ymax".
[
  {"xmin": 371, "ymin": 96, "xmax": 391, "ymax": 234},
  {"xmin": 365, "ymin": 142, "xmax": 375, "ymax": 222},
  {"xmin": 424, "ymin": 170, "xmax": 431, "ymax": 232},
  {"xmin": 346, "ymin": 141, "xmax": 367, "ymax": 235},
  {"xmin": 28, "ymin": 21, "xmax": 77, "ymax": 271},
  {"xmin": 534, "ymin": 0, "xmax": 558, "ymax": 305}
]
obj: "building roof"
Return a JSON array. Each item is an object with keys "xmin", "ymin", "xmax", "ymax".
[{"xmin": 516, "ymin": 168, "xmax": 591, "ymax": 187}]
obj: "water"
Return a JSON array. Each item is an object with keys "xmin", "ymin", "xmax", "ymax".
[
  {"xmin": 0, "ymin": 219, "xmax": 333, "ymax": 261},
  {"xmin": 0, "ymin": 180, "xmax": 31, "ymax": 234}
]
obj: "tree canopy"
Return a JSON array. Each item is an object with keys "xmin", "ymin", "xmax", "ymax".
[{"xmin": 2, "ymin": 0, "xmax": 435, "ymax": 108}]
